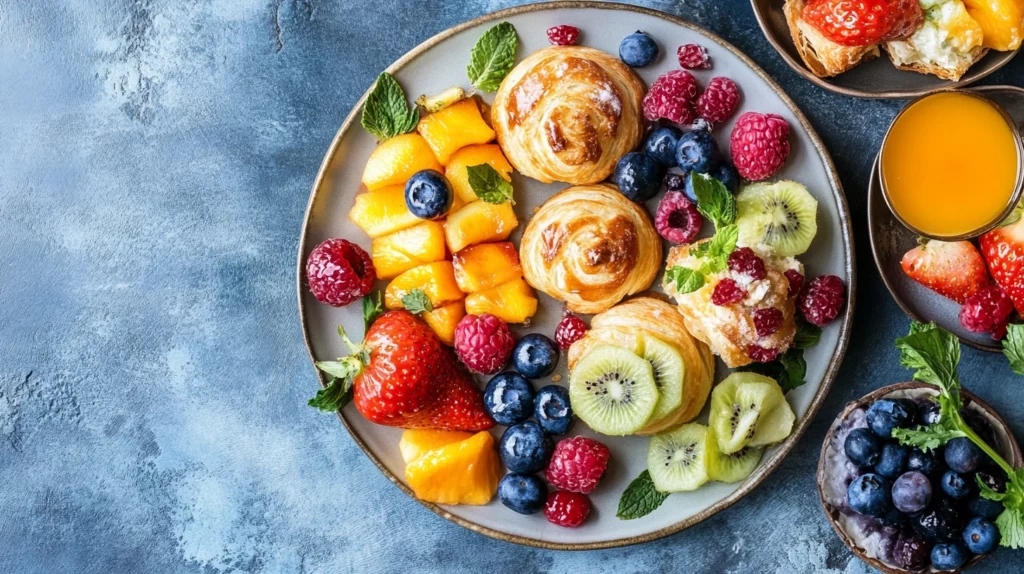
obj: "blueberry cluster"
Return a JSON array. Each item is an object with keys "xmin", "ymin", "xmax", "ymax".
[{"xmin": 842, "ymin": 398, "xmax": 1004, "ymax": 571}]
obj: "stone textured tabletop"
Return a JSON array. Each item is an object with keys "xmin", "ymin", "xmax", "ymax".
[{"xmin": 1, "ymin": 1, "xmax": 1022, "ymax": 572}]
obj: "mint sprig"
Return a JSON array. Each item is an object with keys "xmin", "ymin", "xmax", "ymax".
[
  {"xmin": 467, "ymin": 22, "xmax": 518, "ymax": 92},
  {"xmin": 401, "ymin": 288, "xmax": 433, "ymax": 315},
  {"xmin": 691, "ymin": 172, "xmax": 736, "ymax": 229},
  {"xmin": 793, "ymin": 320, "xmax": 821, "ymax": 349},
  {"xmin": 1002, "ymin": 324, "xmax": 1024, "ymax": 375},
  {"xmin": 466, "ymin": 163, "xmax": 514, "ymax": 204},
  {"xmin": 361, "ymin": 72, "xmax": 419, "ymax": 141},
  {"xmin": 665, "ymin": 267, "xmax": 705, "ymax": 294},
  {"xmin": 616, "ymin": 470, "xmax": 669, "ymax": 520}
]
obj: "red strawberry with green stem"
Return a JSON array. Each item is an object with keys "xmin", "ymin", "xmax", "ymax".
[
  {"xmin": 900, "ymin": 239, "xmax": 991, "ymax": 304},
  {"xmin": 980, "ymin": 216, "xmax": 1024, "ymax": 314}
]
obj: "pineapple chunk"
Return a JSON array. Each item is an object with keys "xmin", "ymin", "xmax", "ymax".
[
  {"xmin": 361, "ymin": 133, "xmax": 442, "ymax": 192},
  {"xmin": 445, "ymin": 144, "xmax": 514, "ymax": 205},
  {"xmin": 385, "ymin": 261, "xmax": 463, "ymax": 310},
  {"xmin": 453, "ymin": 242, "xmax": 523, "ymax": 293},
  {"xmin": 404, "ymin": 430, "xmax": 502, "ymax": 505},
  {"xmin": 421, "ymin": 300, "xmax": 466, "ymax": 346},
  {"xmin": 399, "ymin": 429, "xmax": 472, "ymax": 464},
  {"xmin": 371, "ymin": 221, "xmax": 447, "ymax": 280},
  {"xmin": 465, "ymin": 278, "xmax": 538, "ymax": 324},
  {"xmin": 415, "ymin": 86, "xmax": 467, "ymax": 113},
  {"xmin": 416, "ymin": 99, "xmax": 495, "ymax": 165},
  {"xmin": 444, "ymin": 201, "xmax": 518, "ymax": 253},
  {"xmin": 348, "ymin": 184, "xmax": 421, "ymax": 238}
]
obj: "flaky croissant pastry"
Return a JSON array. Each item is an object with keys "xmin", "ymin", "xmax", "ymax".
[
  {"xmin": 491, "ymin": 46, "xmax": 644, "ymax": 185},
  {"xmin": 520, "ymin": 184, "xmax": 661, "ymax": 314},
  {"xmin": 783, "ymin": 0, "xmax": 880, "ymax": 78},
  {"xmin": 568, "ymin": 297, "xmax": 715, "ymax": 435}
]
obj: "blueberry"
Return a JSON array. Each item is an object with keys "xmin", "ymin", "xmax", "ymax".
[
  {"xmin": 892, "ymin": 531, "xmax": 931, "ymax": 571},
  {"xmin": 931, "ymin": 542, "xmax": 970, "ymax": 570},
  {"xmin": 963, "ymin": 517, "xmax": 1000, "ymax": 554},
  {"xmin": 962, "ymin": 410, "xmax": 996, "ymax": 446},
  {"xmin": 534, "ymin": 385, "xmax": 573, "ymax": 435},
  {"xmin": 866, "ymin": 399, "xmax": 914, "ymax": 438},
  {"xmin": 892, "ymin": 471, "xmax": 932, "ymax": 513},
  {"xmin": 675, "ymin": 131, "xmax": 719, "ymax": 174},
  {"xmin": 644, "ymin": 126, "xmax": 682, "ymax": 167},
  {"xmin": 512, "ymin": 334, "xmax": 560, "ymax": 379},
  {"xmin": 913, "ymin": 498, "xmax": 964, "ymax": 543},
  {"xmin": 875, "ymin": 507, "xmax": 907, "ymax": 528},
  {"xmin": 497, "ymin": 473, "xmax": 547, "ymax": 515},
  {"xmin": 847, "ymin": 473, "xmax": 891, "ymax": 516},
  {"xmin": 499, "ymin": 421, "xmax": 553, "ymax": 474},
  {"xmin": 975, "ymin": 469, "xmax": 1007, "ymax": 494},
  {"xmin": 404, "ymin": 169, "xmax": 453, "ymax": 220},
  {"xmin": 907, "ymin": 448, "xmax": 938, "ymax": 476},
  {"xmin": 875, "ymin": 442, "xmax": 909, "ymax": 479},
  {"xmin": 613, "ymin": 152, "xmax": 664, "ymax": 202},
  {"xmin": 663, "ymin": 171, "xmax": 685, "ymax": 193},
  {"xmin": 940, "ymin": 470, "xmax": 973, "ymax": 500},
  {"xmin": 483, "ymin": 372, "xmax": 535, "ymax": 426},
  {"xmin": 711, "ymin": 161, "xmax": 740, "ymax": 193},
  {"xmin": 945, "ymin": 437, "xmax": 982, "ymax": 473},
  {"xmin": 918, "ymin": 399, "xmax": 942, "ymax": 425},
  {"xmin": 966, "ymin": 495, "xmax": 1004, "ymax": 520},
  {"xmin": 618, "ymin": 31, "xmax": 658, "ymax": 67},
  {"xmin": 844, "ymin": 428, "xmax": 882, "ymax": 467}
]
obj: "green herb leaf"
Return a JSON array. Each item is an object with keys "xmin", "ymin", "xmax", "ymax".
[
  {"xmin": 616, "ymin": 470, "xmax": 669, "ymax": 520},
  {"xmin": 978, "ymin": 475, "xmax": 1008, "ymax": 501},
  {"xmin": 467, "ymin": 22, "xmax": 518, "ymax": 92},
  {"xmin": 665, "ymin": 266, "xmax": 705, "ymax": 294},
  {"xmin": 691, "ymin": 172, "xmax": 737, "ymax": 229},
  {"xmin": 308, "ymin": 376, "xmax": 354, "ymax": 411},
  {"xmin": 793, "ymin": 321, "xmax": 822, "ymax": 349},
  {"xmin": 995, "ymin": 507, "xmax": 1024, "ymax": 549},
  {"xmin": 892, "ymin": 425, "xmax": 966, "ymax": 452},
  {"xmin": 1002, "ymin": 324, "xmax": 1024, "ymax": 375},
  {"xmin": 363, "ymin": 292, "xmax": 384, "ymax": 331},
  {"xmin": 401, "ymin": 288, "xmax": 433, "ymax": 314},
  {"xmin": 315, "ymin": 360, "xmax": 359, "ymax": 379},
  {"xmin": 361, "ymin": 72, "xmax": 420, "ymax": 141},
  {"xmin": 895, "ymin": 322, "xmax": 961, "ymax": 394},
  {"xmin": 778, "ymin": 349, "xmax": 808, "ymax": 393},
  {"xmin": 466, "ymin": 163, "xmax": 514, "ymax": 204}
]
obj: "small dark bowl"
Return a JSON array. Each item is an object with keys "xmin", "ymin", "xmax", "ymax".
[
  {"xmin": 817, "ymin": 382, "xmax": 1023, "ymax": 573},
  {"xmin": 751, "ymin": 0, "xmax": 1020, "ymax": 99}
]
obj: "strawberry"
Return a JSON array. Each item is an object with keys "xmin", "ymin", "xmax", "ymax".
[
  {"xmin": 980, "ymin": 217, "xmax": 1024, "ymax": 314},
  {"xmin": 420, "ymin": 361, "xmax": 496, "ymax": 431},
  {"xmin": 801, "ymin": 0, "xmax": 895, "ymax": 47},
  {"xmin": 883, "ymin": 0, "xmax": 923, "ymax": 41},
  {"xmin": 901, "ymin": 240, "xmax": 991, "ymax": 304}
]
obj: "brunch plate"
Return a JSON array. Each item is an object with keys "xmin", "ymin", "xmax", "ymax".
[
  {"xmin": 867, "ymin": 85, "xmax": 1024, "ymax": 353},
  {"xmin": 298, "ymin": 1, "xmax": 854, "ymax": 549}
]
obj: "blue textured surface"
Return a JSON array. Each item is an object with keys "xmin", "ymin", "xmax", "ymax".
[{"xmin": 1, "ymin": 1, "xmax": 1022, "ymax": 572}]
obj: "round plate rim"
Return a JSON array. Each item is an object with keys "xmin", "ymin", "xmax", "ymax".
[
  {"xmin": 749, "ymin": 0, "xmax": 1021, "ymax": 100},
  {"xmin": 296, "ymin": 0, "xmax": 857, "ymax": 550}
]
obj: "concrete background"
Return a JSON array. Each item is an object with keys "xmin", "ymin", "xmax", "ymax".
[{"xmin": 1, "ymin": 0, "xmax": 1021, "ymax": 572}]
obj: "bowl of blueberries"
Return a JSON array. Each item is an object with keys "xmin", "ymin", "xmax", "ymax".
[{"xmin": 817, "ymin": 382, "xmax": 1022, "ymax": 572}]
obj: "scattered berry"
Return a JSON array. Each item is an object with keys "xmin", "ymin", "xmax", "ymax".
[
  {"xmin": 663, "ymin": 171, "xmax": 686, "ymax": 192},
  {"xmin": 798, "ymin": 275, "xmax": 845, "ymax": 327},
  {"xmin": 884, "ymin": 0, "xmax": 924, "ymax": 41},
  {"xmin": 847, "ymin": 473, "xmax": 892, "ymax": 516},
  {"xmin": 711, "ymin": 161, "xmax": 740, "ymax": 193},
  {"xmin": 712, "ymin": 278, "xmax": 746, "ymax": 306},
  {"xmin": 728, "ymin": 247, "xmax": 766, "ymax": 280},
  {"xmin": 730, "ymin": 112, "xmax": 791, "ymax": 181},
  {"xmin": 644, "ymin": 126, "xmax": 683, "ymax": 167},
  {"xmin": 901, "ymin": 239, "xmax": 991, "ymax": 304},
  {"xmin": 619, "ymin": 31, "xmax": 659, "ymax": 67},
  {"xmin": 655, "ymin": 191, "xmax": 703, "ymax": 244},
  {"xmin": 499, "ymin": 421, "xmax": 554, "ymax": 474},
  {"xmin": 306, "ymin": 239, "xmax": 376, "ymax": 307},
  {"xmin": 642, "ymin": 70, "xmax": 699, "ymax": 124},
  {"xmin": 801, "ymin": 0, "xmax": 896, "ymax": 47},
  {"xmin": 498, "ymin": 473, "xmax": 548, "ymax": 515},
  {"xmin": 747, "ymin": 343, "xmax": 780, "ymax": 363},
  {"xmin": 689, "ymin": 117, "xmax": 713, "ymax": 132},
  {"xmin": 959, "ymin": 285, "xmax": 1013, "ymax": 340},
  {"xmin": 512, "ymin": 334, "xmax": 560, "ymax": 379},
  {"xmin": 483, "ymin": 372, "xmax": 535, "ymax": 426},
  {"xmin": 844, "ymin": 428, "xmax": 882, "ymax": 467},
  {"xmin": 892, "ymin": 471, "xmax": 932, "ymax": 513},
  {"xmin": 784, "ymin": 270, "xmax": 805, "ymax": 298},
  {"xmin": 676, "ymin": 43, "xmax": 710, "ymax": 69},
  {"xmin": 696, "ymin": 77, "xmax": 740, "ymax": 124},
  {"xmin": 545, "ymin": 436, "xmax": 610, "ymax": 494},
  {"xmin": 544, "ymin": 491, "xmax": 591, "ymax": 527},
  {"xmin": 613, "ymin": 151, "xmax": 664, "ymax": 202},
  {"xmin": 405, "ymin": 169, "xmax": 454, "ymax": 220},
  {"xmin": 675, "ymin": 131, "xmax": 720, "ymax": 174},
  {"xmin": 534, "ymin": 385, "xmax": 574, "ymax": 435},
  {"xmin": 931, "ymin": 542, "xmax": 969, "ymax": 571},
  {"xmin": 866, "ymin": 399, "xmax": 914, "ymax": 438},
  {"xmin": 875, "ymin": 442, "xmax": 909, "ymax": 479},
  {"xmin": 454, "ymin": 314, "xmax": 515, "ymax": 374},
  {"xmin": 944, "ymin": 437, "xmax": 981, "ymax": 474},
  {"xmin": 546, "ymin": 25, "xmax": 580, "ymax": 46},
  {"xmin": 753, "ymin": 308, "xmax": 784, "ymax": 338},
  {"xmin": 940, "ymin": 470, "xmax": 972, "ymax": 500},
  {"xmin": 554, "ymin": 311, "xmax": 588, "ymax": 351},
  {"xmin": 892, "ymin": 531, "xmax": 930, "ymax": 570},
  {"xmin": 963, "ymin": 517, "xmax": 1000, "ymax": 554}
]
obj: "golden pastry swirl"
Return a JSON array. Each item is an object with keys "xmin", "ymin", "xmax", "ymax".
[
  {"xmin": 520, "ymin": 184, "xmax": 661, "ymax": 314},
  {"xmin": 491, "ymin": 46, "xmax": 645, "ymax": 185}
]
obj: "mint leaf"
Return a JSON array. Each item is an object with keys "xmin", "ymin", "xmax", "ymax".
[
  {"xmin": 706, "ymin": 224, "xmax": 738, "ymax": 260},
  {"xmin": 308, "ymin": 376, "xmax": 354, "ymax": 411},
  {"xmin": 363, "ymin": 292, "xmax": 383, "ymax": 330},
  {"xmin": 401, "ymin": 288, "xmax": 433, "ymax": 314},
  {"xmin": 794, "ymin": 321, "xmax": 822, "ymax": 349},
  {"xmin": 895, "ymin": 323, "xmax": 961, "ymax": 393},
  {"xmin": 1002, "ymin": 324, "xmax": 1024, "ymax": 375},
  {"xmin": 691, "ymin": 172, "xmax": 736, "ymax": 229},
  {"xmin": 616, "ymin": 470, "xmax": 669, "ymax": 520},
  {"xmin": 665, "ymin": 266, "xmax": 705, "ymax": 294},
  {"xmin": 466, "ymin": 164, "xmax": 514, "ymax": 204},
  {"xmin": 778, "ymin": 349, "xmax": 807, "ymax": 393},
  {"xmin": 996, "ymin": 507, "xmax": 1024, "ymax": 549},
  {"xmin": 361, "ymin": 72, "xmax": 419, "ymax": 142},
  {"xmin": 467, "ymin": 22, "xmax": 518, "ymax": 92}
]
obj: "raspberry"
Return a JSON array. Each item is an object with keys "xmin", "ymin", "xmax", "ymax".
[
  {"xmin": 655, "ymin": 191, "xmax": 703, "ymax": 244},
  {"xmin": 754, "ymin": 307, "xmax": 784, "ymax": 338},
  {"xmin": 712, "ymin": 278, "xmax": 746, "ymax": 306},
  {"xmin": 545, "ymin": 436, "xmax": 610, "ymax": 494},
  {"xmin": 959, "ymin": 285, "xmax": 1013, "ymax": 340},
  {"xmin": 798, "ymin": 275, "xmax": 846, "ymax": 327},
  {"xmin": 305, "ymin": 239, "xmax": 376, "ymax": 307},
  {"xmin": 663, "ymin": 172, "xmax": 686, "ymax": 192},
  {"xmin": 730, "ymin": 112, "xmax": 791, "ymax": 181},
  {"xmin": 784, "ymin": 270, "xmax": 805, "ymax": 298},
  {"xmin": 547, "ymin": 25, "xmax": 580, "ymax": 46},
  {"xmin": 677, "ymin": 44, "xmax": 710, "ymax": 69},
  {"xmin": 727, "ymin": 247, "xmax": 766, "ymax": 280},
  {"xmin": 696, "ymin": 77, "xmax": 740, "ymax": 124},
  {"xmin": 747, "ymin": 344, "xmax": 780, "ymax": 363},
  {"xmin": 453, "ymin": 314, "xmax": 514, "ymax": 374},
  {"xmin": 642, "ymin": 70, "xmax": 699, "ymax": 124},
  {"xmin": 554, "ymin": 311, "xmax": 588, "ymax": 351},
  {"xmin": 544, "ymin": 491, "xmax": 590, "ymax": 527}
]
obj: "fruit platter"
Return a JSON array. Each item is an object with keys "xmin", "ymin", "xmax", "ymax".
[{"xmin": 297, "ymin": 2, "xmax": 856, "ymax": 548}]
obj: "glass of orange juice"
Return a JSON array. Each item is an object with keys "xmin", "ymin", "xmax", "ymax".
[{"xmin": 880, "ymin": 90, "xmax": 1024, "ymax": 240}]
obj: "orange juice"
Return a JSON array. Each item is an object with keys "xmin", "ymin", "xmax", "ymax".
[{"xmin": 881, "ymin": 91, "xmax": 1020, "ymax": 238}]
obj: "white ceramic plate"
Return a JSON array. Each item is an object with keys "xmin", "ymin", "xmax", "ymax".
[{"xmin": 297, "ymin": 1, "xmax": 854, "ymax": 549}]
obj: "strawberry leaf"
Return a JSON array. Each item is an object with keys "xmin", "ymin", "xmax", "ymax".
[
  {"xmin": 363, "ymin": 292, "xmax": 384, "ymax": 331},
  {"xmin": 308, "ymin": 375, "xmax": 354, "ymax": 412}
]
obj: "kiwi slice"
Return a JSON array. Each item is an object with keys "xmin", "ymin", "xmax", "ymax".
[
  {"xmin": 735, "ymin": 181, "xmax": 818, "ymax": 257},
  {"xmin": 709, "ymin": 373, "xmax": 783, "ymax": 454},
  {"xmin": 569, "ymin": 345, "xmax": 659, "ymax": 436},
  {"xmin": 748, "ymin": 396, "xmax": 796, "ymax": 447},
  {"xmin": 640, "ymin": 336, "xmax": 685, "ymax": 425},
  {"xmin": 705, "ymin": 427, "xmax": 764, "ymax": 483},
  {"xmin": 647, "ymin": 423, "xmax": 709, "ymax": 492}
]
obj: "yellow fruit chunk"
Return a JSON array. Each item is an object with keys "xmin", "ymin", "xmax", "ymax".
[
  {"xmin": 385, "ymin": 261, "xmax": 463, "ymax": 310},
  {"xmin": 421, "ymin": 300, "xmax": 466, "ymax": 346},
  {"xmin": 362, "ymin": 133, "xmax": 442, "ymax": 192},
  {"xmin": 963, "ymin": 0, "xmax": 1024, "ymax": 51},
  {"xmin": 444, "ymin": 201, "xmax": 518, "ymax": 253},
  {"xmin": 453, "ymin": 242, "xmax": 523, "ymax": 293},
  {"xmin": 465, "ymin": 278, "xmax": 538, "ymax": 324},
  {"xmin": 399, "ymin": 429, "xmax": 473, "ymax": 464},
  {"xmin": 348, "ymin": 185, "xmax": 420, "ymax": 238},
  {"xmin": 371, "ymin": 222, "xmax": 447, "ymax": 280},
  {"xmin": 445, "ymin": 144, "xmax": 514, "ymax": 205},
  {"xmin": 417, "ymin": 99, "xmax": 495, "ymax": 165},
  {"xmin": 404, "ymin": 430, "xmax": 502, "ymax": 505}
]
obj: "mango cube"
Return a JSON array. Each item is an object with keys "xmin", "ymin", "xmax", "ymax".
[
  {"xmin": 385, "ymin": 261, "xmax": 463, "ymax": 310},
  {"xmin": 453, "ymin": 242, "xmax": 523, "ymax": 293},
  {"xmin": 445, "ymin": 144, "xmax": 514, "ymax": 205},
  {"xmin": 361, "ymin": 133, "xmax": 442, "ymax": 192},
  {"xmin": 399, "ymin": 429, "xmax": 473, "ymax": 464},
  {"xmin": 348, "ymin": 184, "xmax": 421, "ymax": 238},
  {"xmin": 403, "ymin": 430, "xmax": 502, "ymax": 505},
  {"xmin": 421, "ymin": 300, "xmax": 466, "ymax": 346},
  {"xmin": 416, "ymin": 99, "xmax": 495, "ymax": 165},
  {"xmin": 465, "ymin": 278, "xmax": 538, "ymax": 324},
  {"xmin": 371, "ymin": 221, "xmax": 447, "ymax": 280},
  {"xmin": 444, "ymin": 201, "xmax": 518, "ymax": 253}
]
